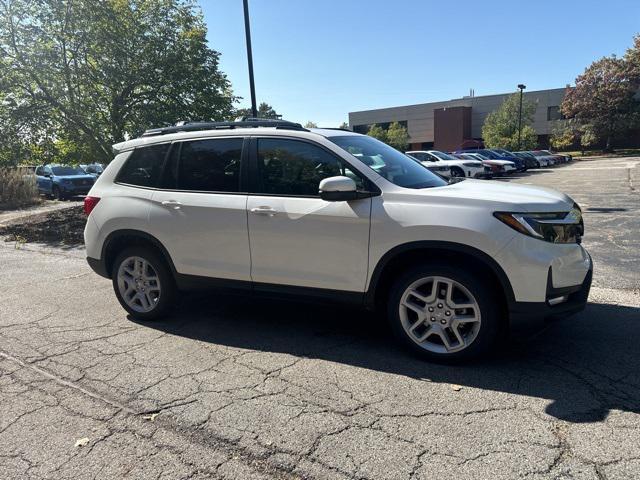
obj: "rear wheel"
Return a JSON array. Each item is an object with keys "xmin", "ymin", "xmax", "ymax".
[
  {"xmin": 387, "ymin": 263, "xmax": 502, "ymax": 362},
  {"xmin": 112, "ymin": 247, "xmax": 176, "ymax": 321}
]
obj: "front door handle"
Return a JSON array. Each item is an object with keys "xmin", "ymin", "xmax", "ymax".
[
  {"xmin": 161, "ymin": 200, "xmax": 182, "ymax": 210},
  {"xmin": 250, "ymin": 206, "xmax": 278, "ymax": 216}
]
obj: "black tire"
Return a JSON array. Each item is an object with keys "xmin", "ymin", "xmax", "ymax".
[
  {"xmin": 450, "ymin": 167, "xmax": 464, "ymax": 178},
  {"xmin": 52, "ymin": 185, "xmax": 65, "ymax": 200},
  {"xmin": 112, "ymin": 247, "xmax": 176, "ymax": 321},
  {"xmin": 387, "ymin": 262, "xmax": 503, "ymax": 362}
]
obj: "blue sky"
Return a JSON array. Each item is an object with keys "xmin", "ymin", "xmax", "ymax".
[{"xmin": 202, "ymin": 0, "xmax": 640, "ymax": 126}]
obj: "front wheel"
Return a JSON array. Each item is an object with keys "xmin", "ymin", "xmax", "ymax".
[
  {"xmin": 112, "ymin": 247, "xmax": 176, "ymax": 321},
  {"xmin": 52, "ymin": 185, "xmax": 65, "ymax": 200},
  {"xmin": 450, "ymin": 167, "xmax": 464, "ymax": 178},
  {"xmin": 387, "ymin": 263, "xmax": 503, "ymax": 362}
]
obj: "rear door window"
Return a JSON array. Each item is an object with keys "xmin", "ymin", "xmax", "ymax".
[{"xmin": 175, "ymin": 138, "xmax": 243, "ymax": 192}]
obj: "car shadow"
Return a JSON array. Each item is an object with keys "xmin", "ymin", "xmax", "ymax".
[{"xmin": 132, "ymin": 294, "xmax": 640, "ymax": 424}]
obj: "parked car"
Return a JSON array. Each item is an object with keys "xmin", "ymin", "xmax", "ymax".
[
  {"xmin": 35, "ymin": 164, "xmax": 96, "ymax": 200},
  {"xmin": 406, "ymin": 150, "xmax": 485, "ymax": 178},
  {"xmin": 456, "ymin": 149, "xmax": 526, "ymax": 171},
  {"xmin": 453, "ymin": 153, "xmax": 516, "ymax": 175},
  {"xmin": 530, "ymin": 151, "xmax": 557, "ymax": 166},
  {"xmin": 81, "ymin": 163, "xmax": 105, "ymax": 177},
  {"xmin": 512, "ymin": 152, "xmax": 541, "ymax": 168},
  {"xmin": 514, "ymin": 151, "xmax": 548, "ymax": 167},
  {"xmin": 490, "ymin": 148, "xmax": 536, "ymax": 170},
  {"xmin": 84, "ymin": 119, "xmax": 592, "ymax": 362},
  {"xmin": 538, "ymin": 150, "xmax": 572, "ymax": 164}
]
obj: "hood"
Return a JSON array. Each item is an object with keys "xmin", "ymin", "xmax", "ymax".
[
  {"xmin": 404, "ymin": 179, "xmax": 575, "ymax": 212},
  {"xmin": 424, "ymin": 160, "xmax": 482, "ymax": 168},
  {"xmin": 483, "ymin": 160, "xmax": 514, "ymax": 166},
  {"xmin": 55, "ymin": 174, "xmax": 95, "ymax": 181}
]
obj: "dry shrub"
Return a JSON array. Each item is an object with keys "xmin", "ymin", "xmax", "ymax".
[{"xmin": 0, "ymin": 168, "xmax": 42, "ymax": 210}]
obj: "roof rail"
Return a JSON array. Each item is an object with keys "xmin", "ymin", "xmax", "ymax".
[{"xmin": 141, "ymin": 118, "xmax": 307, "ymax": 137}]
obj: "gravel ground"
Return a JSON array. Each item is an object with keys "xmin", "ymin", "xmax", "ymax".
[{"xmin": 0, "ymin": 157, "xmax": 638, "ymax": 480}]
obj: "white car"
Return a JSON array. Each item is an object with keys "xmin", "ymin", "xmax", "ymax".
[
  {"xmin": 406, "ymin": 150, "xmax": 485, "ymax": 178},
  {"xmin": 84, "ymin": 119, "xmax": 592, "ymax": 361},
  {"xmin": 457, "ymin": 153, "xmax": 517, "ymax": 174}
]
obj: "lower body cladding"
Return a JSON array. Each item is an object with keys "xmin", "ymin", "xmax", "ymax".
[{"xmin": 494, "ymin": 237, "xmax": 593, "ymax": 331}]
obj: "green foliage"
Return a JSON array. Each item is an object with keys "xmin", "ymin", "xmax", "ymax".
[
  {"xmin": 304, "ymin": 121, "xmax": 318, "ymax": 128},
  {"xmin": 579, "ymin": 124, "xmax": 599, "ymax": 150},
  {"xmin": 0, "ymin": 0, "xmax": 235, "ymax": 165},
  {"xmin": 549, "ymin": 121, "xmax": 577, "ymax": 151},
  {"xmin": 366, "ymin": 124, "xmax": 387, "ymax": 143},
  {"xmin": 0, "ymin": 167, "xmax": 40, "ymax": 209},
  {"xmin": 482, "ymin": 93, "xmax": 538, "ymax": 150},
  {"xmin": 385, "ymin": 122, "xmax": 410, "ymax": 150},
  {"xmin": 236, "ymin": 102, "xmax": 280, "ymax": 119},
  {"xmin": 562, "ymin": 43, "xmax": 640, "ymax": 150}
]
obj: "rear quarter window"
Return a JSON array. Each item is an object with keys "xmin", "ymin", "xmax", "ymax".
[{"xmin": 117, "ymin": 143, "xmax": 170, "ymax": 188}]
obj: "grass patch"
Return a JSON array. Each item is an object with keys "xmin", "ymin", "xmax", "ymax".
[{"xmin": 0, "ymin": 168, "xmax": 42, "ymax": 211}]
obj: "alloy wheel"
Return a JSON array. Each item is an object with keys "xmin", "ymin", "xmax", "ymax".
[
  {"xmin": 398, "ymin": 276, "xmax": 481, "ymax": 354},
  {"xmin": 116, "ymin": 256, "xmax": 161, "ymax": 313}
]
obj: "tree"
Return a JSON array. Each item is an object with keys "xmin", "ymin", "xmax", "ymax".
[
  {"xmin": 549, "ymin": 120, "xmax": 577, "ymax": 151},
  {"xmin": 561, "ymin": 55, "xmax": 639, "ymax": 151},
  {"xmin": 366, "ymin": 124, "xmax": 387, "ymax": 143},
  {"xmin": 235, "ymin": 102, "xmax": 280, "ymax": 119},
  {"xmin": 304, "ymin": 121, "xmax": 318, "ymax": 128},
  {"xmin": 339, "ymin": 122, "xmax": 349, "ymax": 130},
  {"xmin": 579, "ymin": 124, "xmax": 599, "ymax": 153},
  {"xmin": 0, "ymin": 0, "xmax": 235, "ymax": 164},
  {"xmin": 482, "ymin": 93, "xmax": 538, "ymax": 150},
  {"xmin": 385, "ymin": 121, "xmax": 410, "ymax": 150}
]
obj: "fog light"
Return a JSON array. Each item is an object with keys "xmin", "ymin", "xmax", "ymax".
[{"xmin": 548, "ymin": 295, "xmax": 568, "ymax": 306}]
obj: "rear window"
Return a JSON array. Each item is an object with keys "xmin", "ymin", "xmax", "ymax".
[{"xmin": 117, "ymin": 143, "xmax": 170, "ymax": 187}]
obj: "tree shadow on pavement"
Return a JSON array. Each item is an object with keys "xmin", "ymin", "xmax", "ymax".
[{"xmin": 134, "ymin": 296, "xmax": 640, "ymax": 424}]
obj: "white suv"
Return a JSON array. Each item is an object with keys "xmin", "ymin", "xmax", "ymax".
[{"xmin": 84, "ymin": 119, "xmax": 592, "ymax": 361}]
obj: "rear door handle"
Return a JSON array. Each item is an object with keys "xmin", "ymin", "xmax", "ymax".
[
  {"xmin": 161, "ymin": 200, "xmax": 182, "ymax": 210},
  {"xmin": 250, "ymin": 206, "xmax": 278, "ymax": 216}
]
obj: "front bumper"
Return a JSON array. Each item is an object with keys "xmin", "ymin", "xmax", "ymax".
[
  {"xmin": 509, "ymin": 259, "xmax": 592, "ymax": 332},
  {"xmin": 61, "ymin": 185, "xmax": 91, "ymax": 195}
]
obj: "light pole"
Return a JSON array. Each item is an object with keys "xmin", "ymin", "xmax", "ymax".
[
  {"xmin": 243, "ymin": 0, "xmax": 257, "ymax": 118},
  {"xmin": 517, "ymin": 84, "xmax": 526, "ymax": 150}
]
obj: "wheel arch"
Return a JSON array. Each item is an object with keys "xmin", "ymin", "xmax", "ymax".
[
  {"xmin": 365, "ymin": 241, "xmax": 515, "ymax": 313},
  {"xmin": 101, "ymin": 229, "xmax": 177, "ymax": 279}
]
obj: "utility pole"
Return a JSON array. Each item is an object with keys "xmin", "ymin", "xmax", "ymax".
[
  {"xmin": 517, "ymin": 84, "xmax": 526, "ymax": 150},
  {"xmin": 243, "ymin": 0, "xmax": 257, "ymax": 118}
]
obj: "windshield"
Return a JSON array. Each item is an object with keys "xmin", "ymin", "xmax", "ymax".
[
  {"xmin": 478, "ymin": 150, "xmax": 499, "ymax": 159},
  {"xmin": 329, "ymin": 135, "xmax": 447, "ymax": 189},
  {"xmin": 430, "ymin": 151, "xmax": 457, "ymax": 161},
  {"xmin": 51, "ymin": 166, "xmax": 86, "ymax": 176}
]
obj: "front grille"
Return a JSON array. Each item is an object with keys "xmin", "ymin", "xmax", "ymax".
[{"xmin": 72, "ymin": 178, "xmax": 92, "ymax": 186}]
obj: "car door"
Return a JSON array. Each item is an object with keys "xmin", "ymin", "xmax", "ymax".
[
  {"xmin": 246, "ymin": 137, "xmax": 372, "ymax": 292},
  {"xmin": 35, "ymin": 166, "xmax": 52, "ymax": 194},
  {"xmin": 149, "ymin": 137, "xmax": 251, "ymax": 282}
]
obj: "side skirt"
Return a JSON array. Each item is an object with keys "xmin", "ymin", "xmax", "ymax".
[{"xmin": 175, "ymin": 273, "xmax": 365, "ymax": 307}]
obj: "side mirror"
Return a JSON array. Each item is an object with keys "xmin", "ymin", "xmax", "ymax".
[
  {"xmin": 43, "ymin": 173, "xmax": 51, "ymax": 178},
  {"xmin": 319, "ymin": 176, "xmax": 360, "ymax": 201}
]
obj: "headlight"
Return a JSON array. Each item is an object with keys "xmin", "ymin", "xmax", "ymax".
[{"xmin": 494, "ymin": 206, "xmax": 583, "ymax": 244}]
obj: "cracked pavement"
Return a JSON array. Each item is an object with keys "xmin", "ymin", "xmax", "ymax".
[{"xmin": 1, "ymin": 157, "xmax": 639, "ymax": 479}]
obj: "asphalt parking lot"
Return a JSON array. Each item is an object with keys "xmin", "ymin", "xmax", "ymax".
[{"xmin": 1, "ymin": 157, "xmax": 639, "ymax": 480}]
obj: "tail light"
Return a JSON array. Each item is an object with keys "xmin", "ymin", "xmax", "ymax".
[{"xmin": 84, "ymin": 196, "xmax": 100, "ymax": 215}]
